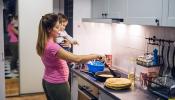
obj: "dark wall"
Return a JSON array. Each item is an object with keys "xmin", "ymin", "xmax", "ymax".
[
  {"xmin": 64, "ymin": 0, "xmax": 73, "ymax": 51},
  {"xmin": 3, "ymin": 0, "xmax": 17, "ymax": 56}
]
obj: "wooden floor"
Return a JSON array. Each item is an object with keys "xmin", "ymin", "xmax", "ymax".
[
  {"xmin": 5, "ymin": 78, "xmax": 19, "ymax": 96},
  {"xmin": 6, "ymin": 93, "xmax": 46, "ymax": 100}
]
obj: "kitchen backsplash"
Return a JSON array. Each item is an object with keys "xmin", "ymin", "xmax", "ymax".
[
  {"xmin": 111, "ymin": 24, "xmax": 175, "ymax": 75},
  {"xmin": 73, "ymin": 22, "xmax": 112, "ymax": 55},
  {"xmin": 73, "ymin": 21, "xmax": 175, "ymax": 76}
]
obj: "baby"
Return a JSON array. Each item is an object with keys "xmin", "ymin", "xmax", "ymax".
[{"xmin": 56, "ymin": 13, "xmax": 78, "ymax": 51}]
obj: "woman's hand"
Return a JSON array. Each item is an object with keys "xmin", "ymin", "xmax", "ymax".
[{"xmin": 96, "ymin": 55, "xmax": 106, "ymax": 62}]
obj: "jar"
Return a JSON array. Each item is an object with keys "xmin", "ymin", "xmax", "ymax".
[{"xmin": 105, "ymin": 54, "xmax": 112, "ymax": 67}]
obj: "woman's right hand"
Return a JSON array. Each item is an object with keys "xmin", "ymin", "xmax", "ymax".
[{"xmin": 96, "ymin": 55, "xmax": 106, "ymax": 62}]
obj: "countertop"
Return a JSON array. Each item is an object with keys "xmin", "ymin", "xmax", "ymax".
[{"xmin": 71, "ymin": 68, "xmax": 161, "ymax": 100}]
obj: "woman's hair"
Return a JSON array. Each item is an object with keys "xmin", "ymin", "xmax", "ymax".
[
  {"xmin": 36, "ymin": 13, "xmax": 59, "ymax": 56},
  {"xmin": 8, "ymin": 14, "xmax": 15, "ymax": 24},
  {"xmin": 57, "ymin": 13, "xmax": 68, "ymax": 23}
]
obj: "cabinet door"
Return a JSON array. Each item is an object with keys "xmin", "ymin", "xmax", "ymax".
[
  {"xmin": 92, "ymin": 0, "xmax": 108, "ymax": 18},
  {"xmin": 126, "ymin": 0, "xmax": 163, "ymax": 26},
  {"xmin": 107, "ymin": 0, "xmax": 127, "ymax": 18},
  {"xmin": 162, "ymin": 0, "xmax": 175, "ymax": 27},
  {"xmin": 99, "ymin": 90, "xmax": 114, "ymax": 100}
]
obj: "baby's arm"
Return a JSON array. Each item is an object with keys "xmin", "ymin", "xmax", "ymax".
[{"xmin": 63, "ymin": 31, "xmax": 79, "ymax": 45}]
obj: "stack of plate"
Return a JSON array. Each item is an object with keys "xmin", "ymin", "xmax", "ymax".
[{"xmin": 104, "ymin": 78, "xmax": 132, "ymax": 90}]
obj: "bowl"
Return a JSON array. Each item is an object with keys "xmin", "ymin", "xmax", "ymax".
[{"xmin": 87, "ymin": 61, "xmax": 104, "ymax": 73}]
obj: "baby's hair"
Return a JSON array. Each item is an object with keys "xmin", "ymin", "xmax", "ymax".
[{"xmin": 57, "ymin": 13, "xmax": 68, "ymax": 23}]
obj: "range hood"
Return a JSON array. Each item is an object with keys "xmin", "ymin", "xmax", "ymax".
[{"xmin": 82, "ymin": 18, "xmax": 124, "ymax": 24}]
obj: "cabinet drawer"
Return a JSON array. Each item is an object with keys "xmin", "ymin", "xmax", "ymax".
[{"xmin": 78, "ymin": 76, "xmax": 99, "ymax": 98}]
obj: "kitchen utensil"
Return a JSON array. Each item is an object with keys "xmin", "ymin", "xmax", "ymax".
[
  {"xmin": 159, "ymin": 40, "xmax": 165, "ymax": 76},
  {"xmin": 171, "ymin": 43, "xmax": 175, "ymax": 78},
  {"xmin": 164, "ymin": 42, "xmax": 171, "ymax": 75},
  {"xmin": 104, "ymin": 62, "xmax": 117, "ymax": 77}
]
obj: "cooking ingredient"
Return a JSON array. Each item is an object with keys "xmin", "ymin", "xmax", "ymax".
[
  {"xmin": 98, "ymin": 74, "xmax": 113, "ymax": 78},
  {"xmin": 105, "ymin": 78, "xmax": 131, "ymax": 90}
]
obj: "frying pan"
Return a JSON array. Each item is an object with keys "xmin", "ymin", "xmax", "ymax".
[
  {"xmin": 95, "ymin": 70, "xmax": 121, "ymax": 82},
  {"xmin": 104, "ymin": 62, "xmax": 118, "ymax": 77}
]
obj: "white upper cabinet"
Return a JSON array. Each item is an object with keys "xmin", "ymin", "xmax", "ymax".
[
  {"xmin": 91, "ymin": 0, "xmax": 175, "ymax": 27},
  {"xmin": 107, "ymin": 0, "xmax": 126, "ymax": 18},
  {"xmin": 126, "ymin": 0, "xmax": 163, "ymax": 26},
  {"xmin": 92, "ymin": 0, "xmax": 126, "ymax": 19},
  {"xmin": 92, "ymin": 0, "xmax": 108, "ymax": 18},
  {"xmin": 162, "ymin": 0, "xmax": 175, "ymax": 27}
]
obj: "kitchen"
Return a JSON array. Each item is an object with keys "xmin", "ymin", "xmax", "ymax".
[{"xmin": 0, "ymin": 0, "xmax": 175, "ymax": 100}]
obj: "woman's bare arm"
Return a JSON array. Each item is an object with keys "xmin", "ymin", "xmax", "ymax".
[
  {"xmin": 12, "ymin": 26, "xmax": 18, "ymax": 35},
  {"xmin": 56, "ymin": 48, "xmax": 103, "ymax": 63}
]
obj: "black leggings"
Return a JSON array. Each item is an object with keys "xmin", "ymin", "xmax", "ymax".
[
  {"xmin": 9, "ymin": 43, "xmax": 18, "ymax": 70},
  {"xmin": 42, "ymin": 79, "xmax": 71, "ymax": 100}
]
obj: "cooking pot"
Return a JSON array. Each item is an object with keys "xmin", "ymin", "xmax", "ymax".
[{"xmin": 86, "ymin": 60, "xmax": 105, "ymax": 73}]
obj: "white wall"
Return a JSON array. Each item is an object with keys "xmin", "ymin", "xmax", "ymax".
[
  {"xmin": 18, "ymin": 0, "xmax": 53, "ymax": 94},
  {"xmin": 0, "ymin": 0, "xmax": 5, "ymax": 99},
  {"xmin": 73, "ymin": 0, "xmax": 111, "ymax": 55}
]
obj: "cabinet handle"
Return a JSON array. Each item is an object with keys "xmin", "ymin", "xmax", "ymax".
[
  {"xmin": 104, "ymin": 13, "xmax": 108, "ymax": 17},
  {"xmin": 155, "ymin": 19, "xmax": 159, "ymax": 26},
  {"xmin": 102, "ymin": 13, "xmax": 108, "ymax": 18},
  {"xmin": 102, "ymin": 13, "xmax": 105, "ymax": 18}
]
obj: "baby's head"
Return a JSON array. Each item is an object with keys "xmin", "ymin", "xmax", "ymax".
[{"xmin": 57, "ymin": 13, "xmax": 68, "ymax": 31}]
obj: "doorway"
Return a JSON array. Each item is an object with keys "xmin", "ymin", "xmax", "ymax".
[{"xmin": 3, "ymin": 0, "xmax": 19, "ymax": 97}]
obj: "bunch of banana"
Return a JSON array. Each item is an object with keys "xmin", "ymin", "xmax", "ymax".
[{"xmin": 104, "ymin": 78, "xmax": 132, "ymax": 90}]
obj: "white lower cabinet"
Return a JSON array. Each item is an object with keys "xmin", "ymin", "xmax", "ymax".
[
  {"xmin": 99, "ymin": 90, "xmax": 114, "ymax": 100},
  {"xmin": 71, "ymin": 73, "xmax": 115, "ymax": 100}
]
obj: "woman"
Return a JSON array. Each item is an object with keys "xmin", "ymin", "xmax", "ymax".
[
  {"xmin": 36, "ymin": 13, "xmax": 104, "ymax": 100},
  {"xmin": 7, "ymin": 15, "xmax": 19, "ymax": 73}
]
